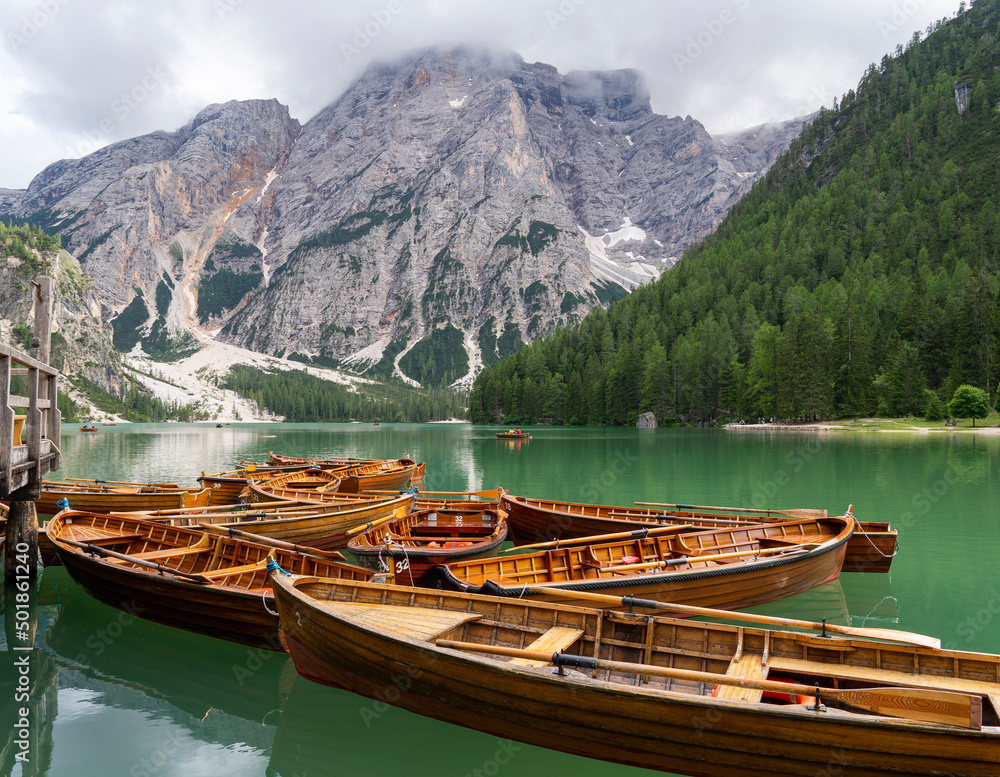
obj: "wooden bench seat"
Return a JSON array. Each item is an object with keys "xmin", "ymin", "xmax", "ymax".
[
  {"xmin": 714, "ymin": 652, "xmax": 770, "ymax": 702},
  {"xmin": 200, "ymin": 561, "xmax": 268, "ymax": 580},
  {"xmin": 510, "ymin": 626, "xmax": 585, "ymax": 668},
  {"xmin": 318, "ymin": 602, "xmax": 484, "ymax": 641},
  {"xmin": 769, "ymin": 656, "xmax": 1000, "ymax": 715},
  {"xmin": 76, "ymin": 533, "xmax": 144, "ymax": 547},
  {"xmin": 109, "ymin": 545, "xmax": 209, "ymax": 563}
]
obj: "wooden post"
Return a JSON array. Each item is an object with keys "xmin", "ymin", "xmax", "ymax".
[
  {"xmin": 3, "ymin": 277, "xmax": 53, "ymax": 580},
  {"xmin": 31, "ymin": 277, "xmax": 52, "ymax": 365},
  {"xmin": 4, "ymin": 490, "xmax": 39, "ymax": 580}
]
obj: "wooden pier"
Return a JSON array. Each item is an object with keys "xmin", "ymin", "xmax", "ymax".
[{"xmin": 2, "ymin": 276, "xmax": 60, "ymax": 579}]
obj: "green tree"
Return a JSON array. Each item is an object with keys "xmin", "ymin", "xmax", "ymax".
[
  {"xmin": 923, "ymin": 389, "xmax": 947, "ymax": 422},
  {"xmin": 948, "ymin": 384, "xmax": 990, "ymax": 426}
]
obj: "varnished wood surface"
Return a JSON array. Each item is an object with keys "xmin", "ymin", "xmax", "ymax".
[
  {"xmin": 47, "ymin": 510, "xmax": 373, "ymax": 647},
  {"xmin": 347, "ymin": 507, "xmax": 509, "ymax": 585},
  {"xmin": 439, "ymin": 515, "xmax": 853, "ymax": 611},
  {"xmin": 116, "ymin": 493, "xmax": 417, "ymax": 549},
  {"xmin": 273, "ymin": 575, "xmax": 1000, "ymax": 777},
  {"xmin": 35, "ymin": 481, "xmax": 213, "ymax": 515},
  {"xmin": 502, "ymin": 493, "xmax": 893, "ymax": 573}
]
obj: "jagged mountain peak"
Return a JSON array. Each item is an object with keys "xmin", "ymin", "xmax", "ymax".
[{"xmin": 2, "ymin": 47, "xmax": 806, "ymax": 392}]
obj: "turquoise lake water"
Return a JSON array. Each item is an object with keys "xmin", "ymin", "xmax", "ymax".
[{"xmin": 2, "ymin": 423, "xmax": 998, "ymax": 776}]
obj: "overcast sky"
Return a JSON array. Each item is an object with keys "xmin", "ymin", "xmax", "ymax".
[{"xmin": 0, "ymin": 0, "xmax": 962, "ymax": 189}]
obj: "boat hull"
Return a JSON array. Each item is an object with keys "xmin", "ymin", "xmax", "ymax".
[
  {"xmin": 502, "ymin": 494, "xmax": 893, "ymax": 573},
  {"xmin": 440, "ymin": 531, "xmax": 850, "ymax": 611},
  {"xmin": 58, "ymin": 548, "xmax": 286, "ymax": 648},
  {"xmin": 347, "ymin": 508, "xmax": 508, "ymax": 586},
  {"xmin": 843, "ymin": 522, "xmax": 897, "ymax": 573},
  {"xmin": 35, "ymin": 486, "xmax": 213, "ymax": 516},
  {"xmin": 274, "ymin": 579, "xmax": 1000, "ymax": 777},
  {"xmin": 200, "ymin": 494, "xmax": 416, "ymax": 548},
  {"xmin": 49, "ymin": 512, "xmax": 374, "ymax": 648}
]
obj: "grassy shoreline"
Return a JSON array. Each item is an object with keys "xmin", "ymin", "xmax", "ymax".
[{"xmin": 728, "ymin": 413, "xmax": 1000, "ymax": 434}]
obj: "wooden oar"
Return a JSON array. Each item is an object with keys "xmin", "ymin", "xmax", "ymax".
[
  {"xmin": 609, "ymin": 512, "xmax": 757, "ymax": 527},
  {"xmin": 368, "ymin": 489, "xmax": 500, "ymax": 499},
  {"xmin": 598, "ymin": 544, "xmax": 814, "ymax": 574},
  {"xmin": 67, "ymin": 477, "xmax": 180, "ymax": 488},
  {"xmin": 345, "ymin": 506, "xmax": 410, "ymax": 537},
  {"xmin": 59, "ymin": 538, "xmax": 212, "ymax": 583},
  {"xmin": 492, "ymin": 545, "xmax": 811, "ymax": 582},
  {"xmin": 523, "ymin": 587, "xmax": 941, "ymax": 649},
  {"xmin": 435, "ymin": 640, "xmax": 980, "ymax": 729},
  {"xmin": 503, "ymin": 525, "xmax": 696, "ymax": 553},
  {"xmin": 195, "ymin": 523, "xmax": 346, "ymax": 560},
  {"xmin": 634, "ymin": 502, "xmax": 829, "ymax": 521}
]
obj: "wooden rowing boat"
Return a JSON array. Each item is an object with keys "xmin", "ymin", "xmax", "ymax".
[
  {"xmin": 347, "ymin": 507, "xmax": 509, "ymax": 585},
  {"xmin": 267, "ymin": 452, "xmax": 378, "ymax": 467},
  {"xmin": 47, "ymin": 510, "xmax": 377, "ymax": 648},
  {"xmin": 255, "ymin": 468, "xmax": 342, "ymax": 496},
  {"xmin": 496, "ymin": 431, "xmax": 530, "ymax": 439},
  {"xmin": 113, "ymin": 492, "xmax": 417, "ymax": 549},
  {"xmin": 337, "ymin": 458, "xmax": 421, "ymax": 493},
  {"xmin": 197, "ymin": 464, "xmax": 313, "ymax": 504},
  {"xmin": 843, "ymin": 520, "xmax": 897, "ymax": 573},
  {"xmin": 263, "ymin": 452, "xmax": 423, "ymax": 493},
  {"xmin": 272, "ymin": 575, "xmax": 1000, "ymax": 776},
  {"xmin": 437, "ymin": 513, "xmax": 854, "ymax": 610},
  {"xmin": 34, "ymin": 480, "xmax": 214, "ymax": 515},
  {"xmin": 501, "ymin": 492, "xmax": 895, "ymax": 573},
  {"xmin": 248, "ymin": 470, "xmax": 410, "ymax": 506}
]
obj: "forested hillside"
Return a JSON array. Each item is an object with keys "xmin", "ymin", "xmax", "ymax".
[{"xmin": 470, "ymin": 2, "xmax": 1000, "ymax": 425}]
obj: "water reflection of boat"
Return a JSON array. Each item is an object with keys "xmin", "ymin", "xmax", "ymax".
[
  {"xmin": 44, "ymin": 570, "xmax": 295, "ymax": 728},
  {"xmin": 269, "ymin": 671, "xmax": 555, "ymax": 777},
  {"xmin": 841, "ymin": 571, "xmax": 899, "ymax": 624}
]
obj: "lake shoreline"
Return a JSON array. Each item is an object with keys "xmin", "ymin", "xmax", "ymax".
[{"xmin": 727, "ymin": 420, "xmax": 1000, "ymax": 435}]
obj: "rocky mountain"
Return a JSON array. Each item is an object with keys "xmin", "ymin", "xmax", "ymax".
[
  {"xmin": 1, "ymin": 47, "xmax": 806, "ymax": 389},
  {"xmin": 0, "ymin": 229, "xmax": 121, "ymax": 395}
]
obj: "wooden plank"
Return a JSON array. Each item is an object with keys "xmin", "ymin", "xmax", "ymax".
[
  {"xmin": 510, "ymin": 627, "xmax": 585, "ymax": 668},
  {"xmin": 769, "ymin": 656, "xmax": 1000, "ymax": 698},
  {"xmin": 714, "ymin": 652, "xmax": 769, "ymax": 702},
  {"xmin": 836, "ymin": 686, "xmax": 981, "ymax": 730},
  {"xmin": 110, "ymin": 545, "xmax": 208, "ymax": 563},
  {"xmin": 315, "ymin": 601, "xmax": 483, "ymax": 641},
  {"xmin": 200, "ymin": 561, "xmax": 269, "ymax": 579},
  {"xmin": 0, "ymin": 342, "xmax": 57, "ymax": 374}
]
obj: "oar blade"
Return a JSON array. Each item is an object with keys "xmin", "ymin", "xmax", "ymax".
[
  {"xmin": 838, "ymin": 687, "xmax": 982, "ymax": 730},
  {"xmin": 831, "ymin": 625, "xmax": 941, "ymax": 649}
]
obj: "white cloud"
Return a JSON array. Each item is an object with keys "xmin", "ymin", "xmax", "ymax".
[{"xmin": 0, "ymin": 0, "xmax": 963, "ymax": 189}]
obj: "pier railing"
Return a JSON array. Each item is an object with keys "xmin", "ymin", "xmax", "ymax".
[{"xmin": 0, "ymin": 341, "xmax": 61, "ymax": 496}]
